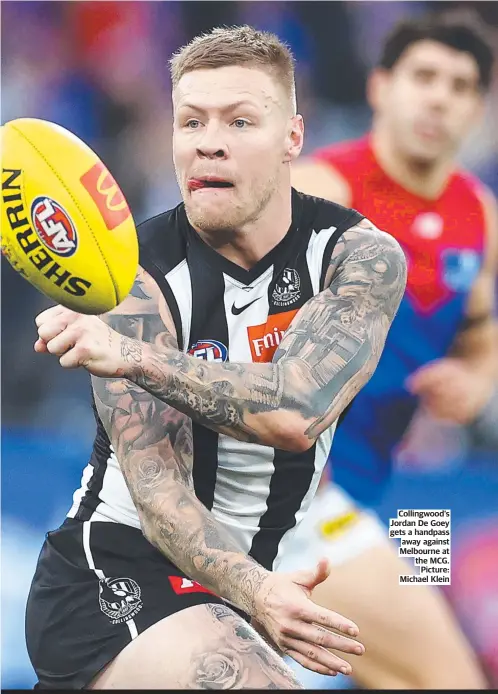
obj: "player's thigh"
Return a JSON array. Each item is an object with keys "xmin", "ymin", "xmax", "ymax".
[
  {"xmin": 311, "ymin": 540, "xmax": 486, "ymax": 689},
  {"xmin": 90, "ymin": 602, "xmax": 303, "ymax": 689},
  {"xmin": 28, "ymin": 519, "xmax": 302, "ymax": 690}
]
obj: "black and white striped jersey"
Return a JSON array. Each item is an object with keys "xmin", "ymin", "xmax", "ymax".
[{"xmin": 68, "ymin": 189, "xmax": 363, "ymax": 570}]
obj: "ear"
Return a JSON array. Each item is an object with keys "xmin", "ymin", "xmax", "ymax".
[
  {"xmin": 283, "ymin": 114, "xmax": 304, "ymax": 163},
  {"xmin": 367, "ymin": 68, "xmax": 390, "ymax": 112}
]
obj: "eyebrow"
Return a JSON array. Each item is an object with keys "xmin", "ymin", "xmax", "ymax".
[{"xmin": 176, "ymin": 100, "xmax": 260, "ymax": 114}]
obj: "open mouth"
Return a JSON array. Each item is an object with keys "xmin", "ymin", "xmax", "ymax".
[{"xmin": 188, "ymin": 178, "xmax": 235, "ymax": 191}]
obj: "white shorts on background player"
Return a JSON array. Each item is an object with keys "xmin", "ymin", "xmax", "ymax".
[{"xmin": 278, "ymin": 482, "xmax": 387, "ymax": 571}]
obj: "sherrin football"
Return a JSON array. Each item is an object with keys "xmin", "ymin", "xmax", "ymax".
[{"xmin": 1, "ymin": 118, "xmax": 138, "ymax": 314}]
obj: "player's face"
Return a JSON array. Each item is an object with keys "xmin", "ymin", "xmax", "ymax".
[
  {"xmin": 173, "ymin": 65, "xmax": 302, "ymax": 233},
  {"xmin": 372, "ymin": 40, "xmax": 483, "ymax": 164}
]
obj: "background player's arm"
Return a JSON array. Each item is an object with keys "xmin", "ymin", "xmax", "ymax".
[
  {"xmin": 291, "ymin": 158, "xmax": 352, "ymax": 206},
  {"xmin": 451, "ymin": 188, "xmax": 498, "ymax": 374},
  {"xmin": 116, "ymin": 219, "xmax": 407, "ymax": 451},
  {"xmin": 407, "ymin": 189, "xmax": 498, "ymax": 424},
  {"xmin": 91, "ymin": 268, "xmax": 271, "ymax": 618}
]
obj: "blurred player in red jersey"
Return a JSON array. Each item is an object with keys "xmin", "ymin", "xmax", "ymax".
[{"xmin": 284, "ymin": 10, "xmax": 497, "ymax": 689}]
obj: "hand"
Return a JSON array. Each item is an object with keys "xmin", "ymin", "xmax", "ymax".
[
  {"xmin": 254, "ymin": 558, "xmax": 364, "ymax": 676},
  {"xmin": 34, "ymin": 305, "xmax": 125, "ymax": 378},
  {"xmin": 406, "ymin": 357, "xmax": 495, "ymax": 425}
]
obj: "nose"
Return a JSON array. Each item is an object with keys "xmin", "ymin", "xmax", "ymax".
[
  {"xmin": 426, "ymin": 79, "xmax": 452, "ymax": 111},
  {"xmin": 196, "ymin": 123, "xmax": 227, "ymax": 160}
]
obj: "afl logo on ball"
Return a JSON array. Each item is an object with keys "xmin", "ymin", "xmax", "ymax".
[
  {"xmin": 188, "ymin": 339, "xmax": 228, "ymax": 362},
  {"xmin": 30, "ymin": 196, "xmax": 77, "ymax": 257}
]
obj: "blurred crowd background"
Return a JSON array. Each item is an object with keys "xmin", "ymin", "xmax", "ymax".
[{"xmin": 2, "ymin": 1, "xmax": 497, "ymax": 689}]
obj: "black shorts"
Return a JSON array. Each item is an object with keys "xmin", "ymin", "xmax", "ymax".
[{"xmin": 26, "ymin": 518, "xmax": 231, "ymax": 689}]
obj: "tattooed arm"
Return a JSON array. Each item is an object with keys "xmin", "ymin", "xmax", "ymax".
[
  {"xmin": 89, "ymin": 270, "xmax": 271, "ymax": 617},
  {"xmin": 115, "ymin": 219, "xmax": 407, "ymax": 450},
  {"xmin": 38, "ymin": 219, "xmax": 406, "ymax": 451},
  {"xmin": 38, "ymin": 272, "xmax": 363, "ymax": 674}
]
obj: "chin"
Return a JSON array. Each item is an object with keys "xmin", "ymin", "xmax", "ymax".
[
  {"xmin": 187, "ymin": 207, "xmax": 242, "ymax": 234},
  {"xmin": 196, "ymin": 217, "xmax": 238, "ymax": 234},
  {"xmin": 186, "ymin": 194, "xmax": 258, "ymax": 233},
  {"xmin": 404, "ymin": 143, "xmax": 444, "ymax": 167},
  {"xmin": 403, "ymin": 134, "xmax": 451, "ymax": 166}
]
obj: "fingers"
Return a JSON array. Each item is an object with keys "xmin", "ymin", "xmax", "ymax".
[
  {"xmin": 59, "ymin": 348, "xmax": 84, "ymax": 369},
  {"xmin": 35, "ymin": 306, "xmax": 82, "ymax": 358},
  {"xmin": 37, "ymin": 315, "xmax": 73, "ymax": 344},
  {"xmin": 285, "ymin": 648, "xmax": 339, "ymax": 677},
  {"xmin": 35, "ymin": 331, "xmax": 87, "ymax": 369},
  {"xmin": 35, "ymin": 304, "xmax": 71, "ymax": 327},
  {"xmin": 33, "ymin": 311, "xmax": 115, "ymax": 375},
  {"xmin": 283, "ymin": 636, "xmax": 353, "ymax": 676},
  {"xmin": 406, "ymin": 371, "xmax": 434, "ymax": 394},
  {"xmin": 309, "ymin": 557, "xmax": 331, "ymax": 590},
  {"xmin": 284, "ymin": 621, "xmax": 363, "ymax": 657},
  {"xmin": 406, "ymin": 360, "xmax": 458, "ymax": 394},
  {"xmin": 34, "ymin": 333, "xmax": 82, "ymax": 368},
  {"xmin": 35, "ymin": 308, "xmax": 88, "ymax": 362},
  {"xmin": 282, "ymin": 567, "xmax": 360, "ymax": 638},
  {"xmin": 405, "ymin": 363, "xmax": 442, "ymax": 393},
  {"xmin": 44, "ymin": 327, "xmax": 78, "ymax": 358},
  {"xmin": 34, "ymin": 338, "xmax": 48, "ymax": 353},
  {"xmin": 296, "ymin": 600, "xmax": 360, "ymax": 638},
  {"xmin": 289, "ymin": 556, "xmax": 331, "ymax": 592}
]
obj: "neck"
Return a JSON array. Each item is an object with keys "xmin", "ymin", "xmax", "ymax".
[
  {"xmin": 371, "ymin": 125, "xmax": 454, "ymax": 200},
  {"xmin": 194, "ymin": 186, "xmax": 293, "ymax": 270}
]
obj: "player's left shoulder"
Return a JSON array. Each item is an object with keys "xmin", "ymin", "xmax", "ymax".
[
  {"xmin": 300, "ymin": 192, "xmax": 403, "ymax": 254},
  {"xmin": 295, "ymin": 187, "xmax": 363, "ymax": 234},
  {"xmin": 347, "ymin": 216, "xmax": 406, "ymax": 259}
]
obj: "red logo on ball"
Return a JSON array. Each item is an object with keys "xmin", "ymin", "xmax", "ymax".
[
  {"xmin": 80, "ymin": 161, "xmax": 131, "ymax": 230},
  {"xmin": 31, "ymin": 196, "xmax": 78, "ymax": 257}
]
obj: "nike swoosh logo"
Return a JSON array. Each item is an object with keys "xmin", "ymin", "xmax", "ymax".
[{"xmin": 231, "ymin": 298, "xmax": 260, "ymax": 315}]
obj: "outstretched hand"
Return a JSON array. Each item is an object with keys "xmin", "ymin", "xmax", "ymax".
[{"xmin": 254, "ymin": 558, "xmax": 364, "ymax": 676}]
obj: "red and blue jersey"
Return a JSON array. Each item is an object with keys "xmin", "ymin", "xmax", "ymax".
[{"xmin": 314, "ymin": 136, "xmax": 487, "ymax": 503}]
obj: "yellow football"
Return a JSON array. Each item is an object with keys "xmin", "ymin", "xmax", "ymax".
[{"xmin": 1, "ymin": 118, "xmax": 138, "ymax": 314}]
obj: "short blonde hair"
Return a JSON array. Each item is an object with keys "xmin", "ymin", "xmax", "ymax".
[{"xmin": 170, "ymin": 25, "xmax": 297, "ymax": 113}]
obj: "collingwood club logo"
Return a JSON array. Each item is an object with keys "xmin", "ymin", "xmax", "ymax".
[
  {"xmin": 99, "ymin": 577, "xmax": 143, "ymax": 624},
  {"xmin": 272, "ymin": 268, "xmax": 301, "ymax": 306}
]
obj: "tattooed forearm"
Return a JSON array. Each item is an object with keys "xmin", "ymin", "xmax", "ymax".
[
  {"xmin": 94, "ymin": 378, "xmax": 269, "ymax": 614},
  {"xmin": 118, "ymin": 221, "xmax": 407, "ymax": 448},
  {"xmin": 140, "ymin": 473, "xmax": 269, "ymax": 616},
  {"xmin": 93, "ymin": 269, "xmax": 272, "ymax": 617}
]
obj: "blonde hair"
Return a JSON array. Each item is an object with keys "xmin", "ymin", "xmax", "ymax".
[{"xmin": 170, "ymin": 25, "xmax": 297, "ymax": 114}]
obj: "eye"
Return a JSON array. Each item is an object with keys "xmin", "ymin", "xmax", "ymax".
[
  {"xmin": 453, "ymin": 78, "xmax": 474, "ymax": 94},
  {"xmin": 186, "ymin": 119, "xmax": 201, "ymax": 129},
  {"xmin": 414, "ymin": 69, "xmax": 434, "ymax": 84},
  {"xmin": 232, "ymin": 119, "xmax": 250, "ymax": 128}
]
